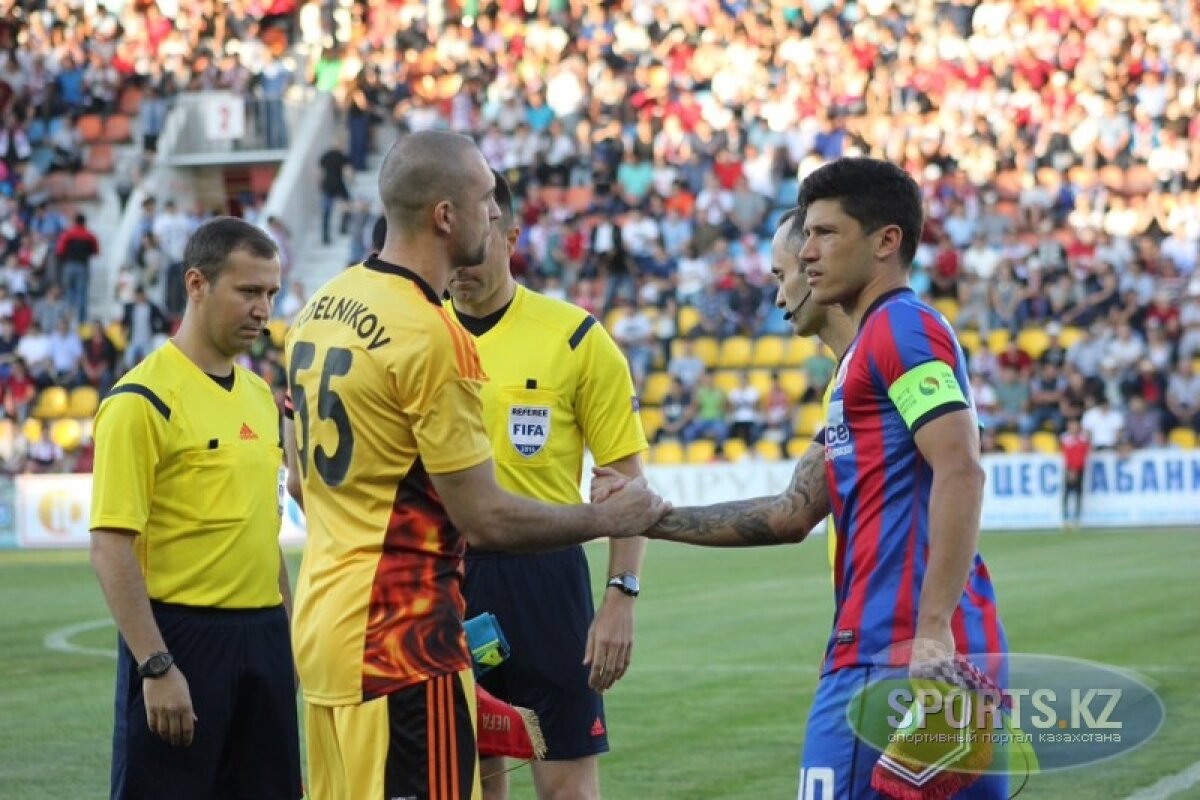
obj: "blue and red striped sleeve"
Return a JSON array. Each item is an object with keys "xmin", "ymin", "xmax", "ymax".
[{"xmin": 867, "ymin": 303, "xmax": 969, "ymax": 434}]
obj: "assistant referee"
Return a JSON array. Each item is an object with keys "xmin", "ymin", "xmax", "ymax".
[{"xmin": 89, "ymin": 217, "xmax": 301, "ymax": 800}]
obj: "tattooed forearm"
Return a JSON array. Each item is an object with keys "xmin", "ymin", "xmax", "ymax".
[
  {"xmin": 649, "ymin": 496, "xmax": 785, "ymax": 545},
  {"xmin": 645, "ymin": 444, "xmax": 831, "ymax": 547},
  {"xmin": 780, "ymin": 443, "xmax": 830, "ymax": 526}
]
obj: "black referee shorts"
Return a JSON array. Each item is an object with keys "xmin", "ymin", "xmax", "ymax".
[
  {"xmin": 464, "ymin": 545, "xmax": 609, "ymax": 761},
  {"xmin": 110, "ymin": 601, "xmax": 301, "ymax": 800}
]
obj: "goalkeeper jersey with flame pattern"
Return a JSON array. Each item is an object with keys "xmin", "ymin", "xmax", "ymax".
[{"xmin": 287, "ymin": 257, "xmax": 493, "ymax": 705}]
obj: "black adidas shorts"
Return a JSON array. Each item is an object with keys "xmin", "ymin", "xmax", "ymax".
[{"xmin": 464, "ymin": 545, "xmax": 609, "ymax": 760}]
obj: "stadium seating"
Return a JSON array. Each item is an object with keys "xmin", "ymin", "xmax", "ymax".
[
  {"xmin": 957, "ymin": 330, "xmax": 981, "ymax": 354},
  {"xmin": 717, "ymin": 336, "xmax": 753, "ymax": 369},
  {"xmin": 786, "ymin": 436, "xmax": 810, "ymax": 457},
  {"xmin": 932, "ymin": 298, "xmax": 959, "ymax": 322},
  {"xmin": 750, "ymin": 337, "xmax": 787, "ymax": 368},
  {"xmin": 1168, "ymin": 428, "xmax": 1197, "ymax": 450},
  {"xmin": 747, "ymin": 369, "xmax": 773, "ymax": 398},
  {"xmin": 777, "ymin": 371, "xmax": 807, "ymax": 403},
  {"xmin": 987, "ymin": 330, "xmax": 1011, "ymax": 354},
  {"xmin": 688, "ymin": 337, "xmax": 720, "ymax": 367},
  {"xmin": 267, "ymin": 319, "xmax": 290, "ymax": 349},
  {"xmin": 996, "ymin": 433, "xmax": 1023, "ymax": 453},
  {"xmin": 22, "ymin": 418, "xmax": 43, "ymax": 443},
  {"xmin": 1060, "ymin": 328, "xmax": 1086, "ymax": 348},
  {"xmin": 785, "ymin": 337, "xmax": 818, "ymax": 366},
  {"xmin": 1017, "ymin": 329, "xmax": 1050, "ymax": 360},
  {"xmin": 794, "ymin": 403, "xmax": 824, "ymax": 436},
  {"xmin": 678, "ymin": 306, "xmax": 701, "ymax": 335},
  {"xmin": 50, "ymin": 419, "xmax": 83, "ymax": 451},
  {"xmin": 1031, "ymin": 431, "xmax": 1059, "ymax": 454},
  {"xmin": 651, "ymin": 440, "xmax": 683, "ymax": 465},
  {"xmin": 638, "ymin": 407, "xmax": 663, "ymax": 440},
  {"xmin": 31, "ymin": 388, "xmax": 69, "ymax": 420},
  {"xmin": 755, "ymin": 439, "xmax": 783, "ymax": 460},
  {"xmin": 721, "ymin": 438, "xmax": 747, "ymax": 462},
  {"xmin": 713, "ymin": 370, "xmax": 740, "ymax": 394},
  {"xmin": 641, "ymin": 372, "xmax": 672, "ymax": 405},
  {"xmin": 106, "ymin": 322, "xmax": 128, "ymax": 352},
  {"xmin": 68, "ymin": 386, "xmax": 100, "ymax": 419},
  {"xmin": 685, "ymin": 439, "xmax": 716, "ymax": 463}
]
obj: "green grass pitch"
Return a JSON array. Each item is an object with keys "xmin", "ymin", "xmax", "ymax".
[{"xmin": 1, "ymin": 529, "xmax": 1197, "ymax": 798}]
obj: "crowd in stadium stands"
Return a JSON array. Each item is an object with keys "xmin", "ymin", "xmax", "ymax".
[{"xmin": 2, "ymin": 0, "xmax": 1200, "ymax": 474}]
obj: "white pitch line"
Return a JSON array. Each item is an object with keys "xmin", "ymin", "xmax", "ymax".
[
  {"xmin": 43, "ymin": 618, "xmax": 116, "ymax": 659},
  {"xmin": 1123, "ymin": 761, "xmax": 1200, "ymax": 800}
]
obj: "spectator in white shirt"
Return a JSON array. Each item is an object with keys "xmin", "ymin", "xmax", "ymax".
[
  {"xmin": 667, "ymin": 339, "xmax": 707, "ymax": 389},
  {"xmin": 15, "ymin": 321, "xmax": 53, "ymax": 385},
  {"xmin": 1081, "ymin": 396, "xmax": 1125, "ymax": 450},
  {"xmin": 609, "ymin": 299, "xmax": 656, "ymax": 383},
  {"xmin": 47, "ymin": 316, "xmax": 84, "ymax": 387},
  {"xmin": 727, "ymin": 371, "xmax": 763, "ymax": 446}
]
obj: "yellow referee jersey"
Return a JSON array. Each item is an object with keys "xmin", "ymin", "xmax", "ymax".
[
  {"xmin": 448, "ymin": 285, "xmax": 647, "ymax": 506},
  {"xmin": 287, "ymin": 258, "xmax": 493, "ymax": 706},
  {"xmin": 89, "ymin": 340, "xmax": 284, "ymax": 609},
  {"xmin": 821, "ymin": 377, "xmax": 838, "ymax": 576}
]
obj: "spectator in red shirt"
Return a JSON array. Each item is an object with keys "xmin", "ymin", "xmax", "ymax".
[
  {"xmin": 3, "ymin": 356, "xmax": 35, "ymax": 421},
  {"xmin": 930, "ymin": 233, "xmax": 961, "ymax": 299},
  {"xmin": 54, "ymin": 213, "xmax": 99, "ymax": 323},
  {"xmin": 997, "ymin": 338, "xmax": 1034, "ymax": 377},
  {"xmin": 1060, "ymin": 418, "xmax": 1090, "ymax": 530},
  {"xmin": 10, "ymin": 292, "xmax": 31, "ymax": 337}
]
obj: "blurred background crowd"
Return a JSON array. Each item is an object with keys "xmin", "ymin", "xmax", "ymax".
[{"xmin": 0, "ymin": 0, "xmax": 1198, "ymax": 473}]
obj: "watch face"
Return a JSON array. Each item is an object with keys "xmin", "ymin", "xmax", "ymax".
[
  {"xmin": 140, "ymin": 653, "xmax": 173, "ymax": 677},
  {"xmin": 611, "ymin": 574, "xmax": 639, "ymax": 595}
]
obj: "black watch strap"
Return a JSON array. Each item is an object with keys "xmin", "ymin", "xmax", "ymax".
[{"xmin": 137, "ymin": 651, "xmax": 174, "ymax": 679}]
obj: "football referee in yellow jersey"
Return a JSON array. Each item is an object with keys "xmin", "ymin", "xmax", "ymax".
[
  {"xmin": 448, "ymin": 172, "xmax": 648, "ymax": 800},
  {"xmin": 89, "ymin": 217, "xmax": 301, "ymax": 800},
  {"xmin": 769, "ymin": 209, "xmax": 853, "ymax": 574}
]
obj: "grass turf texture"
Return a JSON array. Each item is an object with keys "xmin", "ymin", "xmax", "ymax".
[{"xmin": 1, "ymin": 530, "xmax": 1197, "ymax": 799}]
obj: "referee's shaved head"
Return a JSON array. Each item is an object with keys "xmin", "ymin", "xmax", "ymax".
[{"xmin": 378, "ymin": 131, "xmax": 486, "ymax": 232}]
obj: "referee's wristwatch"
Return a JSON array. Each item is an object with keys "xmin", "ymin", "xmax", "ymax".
[
  {"xmin": 606, "ymin": 572, "xmax": 640, "ymax": 598},
  {"xmin": 137, "ymin": 651, "xmax": 175, "ymax": 679}
]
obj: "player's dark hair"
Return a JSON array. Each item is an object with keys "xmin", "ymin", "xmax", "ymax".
[
  {"xmin": 492, "ymin": 169, "xmax": 515, "ymax": 228},
  {"xmin": 796, "ymin": 158, "xmax": 924, "ymax": 266},
  {"xmin": 183, "ymin": 216, "xmax": 278, "ymax": 283}
]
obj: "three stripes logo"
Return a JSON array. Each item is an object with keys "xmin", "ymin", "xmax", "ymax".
[{"xmin": 239, "ymin": 423, "xmax": 259, "ymax": 440}]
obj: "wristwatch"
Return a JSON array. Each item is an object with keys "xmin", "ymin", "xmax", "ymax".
[
  {"xmin": 606, "ymin": 573, "xmax": 640, "ymax": 598},
  {"xmin": 137, "ymin": 651, "xmax": 175, "ymax": 679}
]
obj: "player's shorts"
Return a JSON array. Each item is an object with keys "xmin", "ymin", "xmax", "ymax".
[
  {"xmin": 305, "ymin": 669, "xmax": 481, "ymax": 800},
  {"xmin": 800, "ymin": 666, "xmax": 1009, "ymax": 800},
  {"xmin": 464, "ymin": 545, "xmax": 609, "ymax": 761},
  {"xmin": 1064, "ymin": 470, "xmax": 1084, "ymax": 491},
  {"xmin": 111, "ymin": 601, "xmax": 301, "ymax": 800}
]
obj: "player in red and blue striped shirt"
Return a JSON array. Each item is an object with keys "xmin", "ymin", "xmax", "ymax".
[
  {"xmin": 799, "ymin": 158, "xmax": 1006, "ymax": 799},
  {"xmin": 821, "ymin": 287, "xmax": 1007, "ymax": 675},
  {"xmin": 592, "ymin": 159, "xmax": 1009, "ymax": 798}
]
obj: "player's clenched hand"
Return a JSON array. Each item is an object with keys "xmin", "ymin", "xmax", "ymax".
[
  {"xmin": 143, "ymin": 666, "xmax": 198, "ymax": 746},
  {"xmin": 907, "ymin": 630, "xmax": 955, "ymax": 677},
  {"xmin": 595, "ymin": 475, "xmax": 671, "ymax": 536},
  {"xmin": 590, "ymin": 466, "xmax": 630, "ymax": 503}
]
